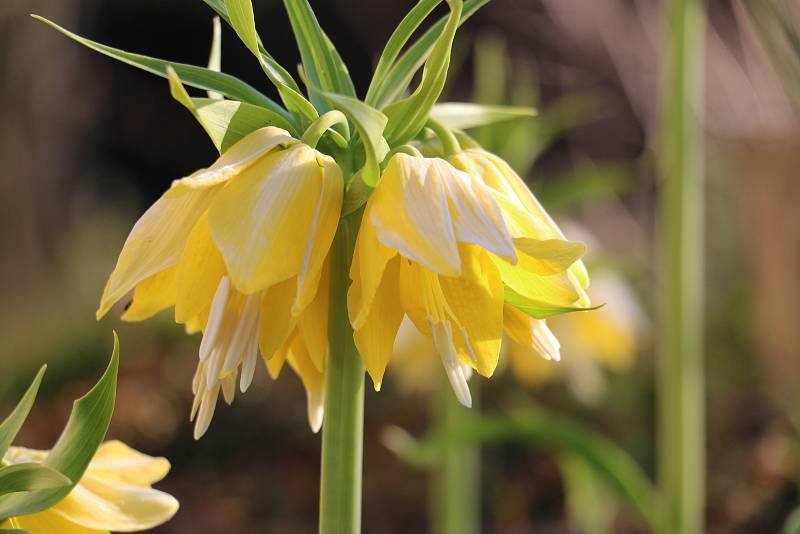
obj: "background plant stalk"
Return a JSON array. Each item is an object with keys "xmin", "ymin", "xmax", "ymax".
[
  {"xmin": 657, "ymin": 0, "xmax": 706, "ymax": 532},
  {"xmin": 319, "ymin": 213, "xmax": 365, "ymax": 534}
]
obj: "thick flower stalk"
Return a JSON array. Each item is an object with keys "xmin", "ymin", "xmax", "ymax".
[
  {"xmin": 349, "ymin": 151, "xmax": 589, "ymax": 406},
  {"xmin": 98, "ymin": 126, "xmax": 343, "ymax": 437},
  {"xmin": 0, "ymin": 441, "xmax": 178, "ymax": 533}
]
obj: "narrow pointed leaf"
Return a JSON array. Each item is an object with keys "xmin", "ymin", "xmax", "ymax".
[
  {"xmin": 33, "ymin": 16, "xmax": 291, "ymax": 121},
  {"xmin": 218, "ymin": 0, "xmax": 318, "ymax": 122},
  {"xmin": 0, "ymin": 367, "xmax": 46, "ymax": 461},
  {"xmin": 168, "ymin": 67, "xmax": 296, "ymax": 151},
  {"xmin": 504, "ymin": 287, "xmax": 600, "ymax": 319},
  {"xmin": 366, "ymin": 0, "xmax": 442, "ymax": 104},
  {"xmin": 0, "ymin": 334, "xmax": 119, "ymax": 521},
  {"xmin": 283, "ymin": 0, "xmax": 356, "ymax": 111},
  {"xmin": 0, "ymin": 464, "xmax": 71, "ymax": 497},
  {"xmin": 206, "ymin": 16, "xmax": 223, "ymax": 99},
  {"xmin": 382, "ymin": 0, "xmax": 463, "ymax": 145},
  {"xmin": 430, "ymin": 103, "xmax": 536, "ymax": 129},
  {"xmin": 368, "ymin": 0, "xmax": 489, "ymax": 108}
]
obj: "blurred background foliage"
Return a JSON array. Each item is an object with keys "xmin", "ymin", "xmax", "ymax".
[{"xmin": 0, "ymin": 0, "xmax": 798, "ymax": 532}]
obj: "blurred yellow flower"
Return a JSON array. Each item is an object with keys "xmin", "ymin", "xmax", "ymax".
[
  {"xmin": 349, "ymin": 153, "xmax": 587, "ymax": 407},
  {"xmin": 0, "ymin": 441, "xmax": 178, "ymax": 533},
  {"xmin": 97, "ymin": 127, "xmax": 343, "ymax": 437}
]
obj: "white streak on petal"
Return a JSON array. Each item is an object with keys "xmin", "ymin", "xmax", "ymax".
[{"xmin": 430, "ymin": 319, "xmax": 472, "ymax": 408}]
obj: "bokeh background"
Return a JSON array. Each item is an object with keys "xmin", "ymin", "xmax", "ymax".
[{"xmin": 1, "ymin": 0, "xmax": 799, "ymax": 532}]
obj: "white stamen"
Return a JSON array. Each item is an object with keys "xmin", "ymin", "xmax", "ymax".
[
  {"xmin": 459, "ymin": 327, "xmax": 479, "ymax": 363},
  {"xmin": 430, "ymin": 319, "xmax": 472, "ymax": 408},
  {"xmin": 193, "ymin": 383, "xmax": 220, "ymax": 440},
  {"xmin": 199, "ymin": 277, "xmax": 231, "ymax": 362},
  {"xmin": 531, "ymin": 320, "xmax": 561, "ymax": 362},
  {"xmin": 221, "ymin": 372, "xmax": 237, "ymax": 405},
  {"xmin": 240, "ymin": 327, "xmax": 259, "ymax": 393},
  {"xmin": 307, "ymin": 390, "xmax": 324, "ymax": 434},
  {"xmin": 222, "ymin": 294, "xmax": 260, "ymax": 373}
]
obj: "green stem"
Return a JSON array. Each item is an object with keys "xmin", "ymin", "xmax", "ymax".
[
  {"xmin": 430, "ymin": 377, "xmax": 480, "ymax": 534},
  {"xmin": 657, "ymin": 0, "xmax": 705, "ymax": 532},
  {"xmin": 319, "ymin": 213, "xmax": 364, "ymax": 534},
  {"xmin": 426, "ymin": 119, "xmax": 461, "ymax": 156},
  {"xmin": 302, "ymin": 110, "xmax": 350, "ymax": 149}
]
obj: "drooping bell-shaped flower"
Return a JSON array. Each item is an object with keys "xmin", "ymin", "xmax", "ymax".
[
  {"xmin": 0, "ymin": 441, "xmax": 178, "ymax": 533},
  {"xmin": 348, "ymin": 152, "xmax": 587, "ymax": 406},
  {"xmin": 98, "ymin": 127, "xmax": 342, "ymax": 437}
]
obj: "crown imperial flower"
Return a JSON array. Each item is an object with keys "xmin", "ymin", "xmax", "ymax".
[{"xmin": 97, "ymin": 127, "xmax": 342, "ymax": 437}]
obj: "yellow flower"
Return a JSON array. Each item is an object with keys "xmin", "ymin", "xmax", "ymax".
[
  {"xmin": 97, "ymin": 127, "xmax": 343, "ymax": 437},
  {"xmin": 0, "ymin": 441, "xmax": 178, "ymax": 533},
  {"xmin": 348, "ymin": 153, "xmax": 587, "ymax": 407}
]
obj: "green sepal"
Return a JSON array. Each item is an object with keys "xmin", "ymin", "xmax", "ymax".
[
  {"xmin": 382, "ymin": 0, "xmax": 462, "ymax": 146},
  {"xmin": 429, "ymin": 103, "xmax": 536, "ymax": 130},
  {"xmin": 0, "ymin": 333, "xmax": 119, "ymax": 521},
  {"xmin": 167, "ymin": 67, "xmax": 296, "ymax": 152},
  {"xmin": 283, "ymin": 0, "xmax": 356, "ymax": 111},
  {"xmin": 0, "ymin": 464, "xmax": 71, "ymax": 497},
  {"xmin": 216, "ymin": 0, "xmax": 318, "ymax": 123},
  {"xmin": 504, "ymin": 286, "xmax": 601, "ymax": 320},
  {"xmin": 33, "ymin": 16, "xmax": 292, "ymax": 124},
  {"xmin": 322, "ymin": 93, "xmax": 388, "ymax": 187},
  {"xmin": 368, "ymin": 0, "xmax": 489, "ymax": 109},
  {"xmin": 0, "ymin": 367, "xmax": 45, "ymax": 462}
]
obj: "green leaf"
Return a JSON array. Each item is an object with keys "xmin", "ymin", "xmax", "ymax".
[
  {"xmin": 33, "ymin": 16, "xmax": 292, "ymax": 123},
  {"xmin": 365, "ymin": 0, "xmax": 442, "ymax": 105},
  {"xmin": 0, "ymin": 334, "xmax": 119, "ymax": 521},
  {"xmin": 0, "ymin": 464, "xmax": 70, "ymax": 497},
  {"xmin": 382, "ymin": 0, "xmax": 463, "ymax": 146},
  {"xmin": 560, "ymin": 454, "xmax": 618, "ymax": 534},
  {"xmin": 782, "ymin": 506, "xmax": 800, "ymax": 534},
  {"xmin": 504, "ymin": 286, "xmax": 600, "ymax": 320},
  {"xmin": 283, "ymin": 0, "xmax": 356, "ymax": 111},
  {"xmin": 206, "ymin": 16, "xmax": 223, "ymax": 99},
  {"xmin": 0, "ymin": 367, "xmax": 46, "ymax": 461},
  {"xmin": 537, "ymin": 163, "xmax": 635, "ymax": 213},
  {"xmin": 429, "ymin": 103, "xmax": 536, "ymax": 130},
  {"xmin": 386, "ymin": 406, "xmax": 661, "ymax": 530},
  {"xmin": 167, "ymin": 67, "xmax": 296, "ymax": 151},
  {"xmin": 368, "ymin": 0, "xmax": 489, "ymax": 109},
  {"xmin": 322, "ymin": 92, "xmax": 388, "ymax": 187},
  {"xmin": 216, "ymin": 0, "xmax": 318, "ymax": 123}
]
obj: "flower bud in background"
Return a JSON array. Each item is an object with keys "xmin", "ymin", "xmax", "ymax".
[
  {"xmin": 0, "ymin": 441, "xmax": 178, "ymax": 533},
  {"xmin": 97, "ymin": 127, "xmax": 343, "ymax": 437}
]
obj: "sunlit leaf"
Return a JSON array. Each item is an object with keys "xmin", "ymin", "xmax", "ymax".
[
  {"xmin": 429, "ymin": 103, "xmax": 536, "ymax": 130},
  {"xmin": 283, "ymin": 0, "xmax": 356, "ymax": 111},
  {"xmin": 383, "ymin": 0, "xmax": 463, "ymax": 146},
  {"xmin": 0, "ymin": 334, "xmax": 119, "ymax": 521},
  {"xmin": 0, "ymin": 464, "xmax": 70, "ymax": 497},
  {"xmin": 167, "ymin": 67, "xmax": 296, "ymax": 151},
  {"xmin": 0, "ymin": 367, "xmax": 45, "ymax": 461},
  {"xmin": 33, "ymin": 16, "xmax": 291, "ymax": 122},
  {"xmin": 504, "ymin": 287, "xmax": 599, "ymax": 320}
]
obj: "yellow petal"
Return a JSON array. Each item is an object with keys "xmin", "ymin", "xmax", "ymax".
[
  {"xmin": 503, "ymin": 303, "xmax": 535, "ymax": 346},
  {"xmin": 174, "ymin": 212, "xmax": 227, "ymax": 323},
  {"xmin": 353, "ymin": 257, "xmax": 404, "ymax": 390},
  {"xmin": 494, "ymin": 254, "xmax": 580, "ymax": 307},
  {"xmin": 50, "ymin": 476, "xmax": 178, "ymax": 531},
  {"xmin": 293, "ymin": 153, "xmax": 343, "ymax": 315},
  {"xmin": 298, "ymin": 259, "xmax": 330, "ymax": 372},
  {"xmin": 286, "ymin": 334, "xmax": 325, "ymax": 433},
  {"xmin": 179, "ymin": 126, "xmax": 295, "ymax": 190},
  {"xmin": 266, "ymin": 330, "xmax": 293, "ymax": 379},
  {"xmin": 11, "ymin": 510, "xmax": 109, "ymax": 534},
  {"xmin": 439, "ymin": 246, "xmax": 504, "ymax": 377},
  {"xmin": 369, "ymin": 154, "xmax": 461, "ymax": 275},
  {"xmin": 513, "ymin": 237, "xmax": 586, "ymax": 276},
  {"xmin": 258, "ymin": 278, "xmax": 298, "ymax": 361},
  {"xmin": 348, "ymin": 203, "xmax": 398, "ymax": 329},
  {"xmin": 120, "ymin": 265, "xmax": 179, "ymax": 322},
  {"xmin": 208, "ymin": 144, "xmax": 323, "ymax": 294},
  {"xmin": 97, "ymin": 182, "xmax": 219, "ymax": 319},
  {"xmin": 85, "ymin": 441, "xmax": 170, "ymax": 486}
]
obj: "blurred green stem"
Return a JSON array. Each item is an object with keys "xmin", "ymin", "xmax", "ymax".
[
  {"xmin": 431, "ymin": 377, "xmax": 479, "ymax": 534},
  {"xmin": 320, "ymin": 214, "xmax": 364, "ymax": 534},
  {"xmin": 657, "ymin": 0, "xmax": 705, "ymax": 532}
]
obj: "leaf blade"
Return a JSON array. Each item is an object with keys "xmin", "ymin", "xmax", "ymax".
[
  {"xmin": 429, "ymin": 102, "xmax": 536, "ymax": 130},
  {"xmin": 0, "ymin": 367, "xmax": 46, "ymax": 461},
  {"xmin": 0, "ymin": 464, "xmax": 71, "ymax": 497}
]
